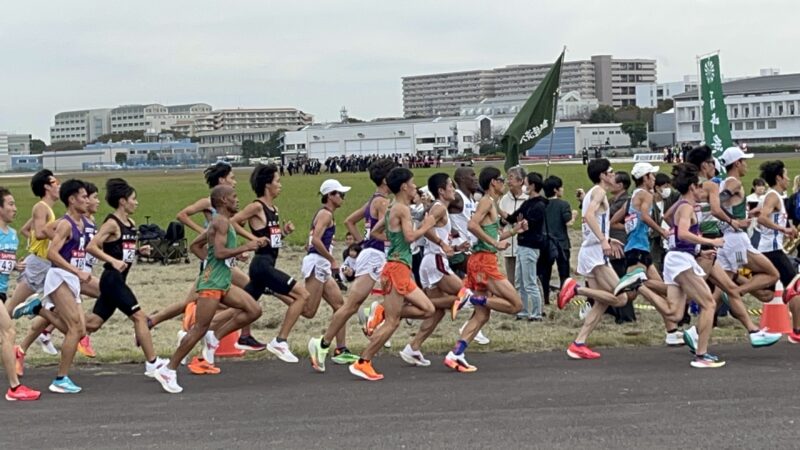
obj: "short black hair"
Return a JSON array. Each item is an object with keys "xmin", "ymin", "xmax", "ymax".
[
  {"xmin": 543, "ymin": 175, "xmax": 563, "ymax": 198},
  {"xmin": 84, "ymin": 181, "xmax": 98, "ymax": 196},
  {"xmin": 671, "ymin": 163, "xmax": 700, "ymax": 195},
  {"xmin": 59, "ymin": 179, "xmax": 86, "ymax": 207},
  {"xmin": 615, "ymin": 171, "xmax": 631, "ymax": 191},
  {"xmin": 654, "ymin": 173, "xmax": 671, "ymax": 187},
  {"xmin": 31, "ymin": 169, "xmax": 55, "ymax": 198},
  {"xmin": 427, "ymin": 173, "xmax": 450, "ymax": 200},
  {"xmin": 209, "ymin": 185, "xmax": 234, "ymax": 210},
  {"xmin": 204, "ymin": 162, "xmax": 233, "ymax": 188},
  {"xmin": 587, "ymin": 158, "xmax": 611, "ymax": 184},
  {"xmin": 368, "ymin": 158, "xmax": 396, "ymax": 187},
  {"xmin": 0, "ymin": 187, "xmax": 11, "ymax": 208},
  {"xmin": 105, "ymin": 178, "xmax": 136, "ymax": 209},
  {"xmin": 526, "ymin": 172, "xmax": 543, "ymax": 193},
  {"xmin": 386, "ymin": 167, "xmax": 414, "ymax": 194},
  {"xmin": 759, "ymin": 161, "xmax": 785, "ymax": 187},
  {"xmin": 250, "ymin": 164, "xmax": 278, "ymax": 196},
  {"xmin": 478, "ymin": 166, "xmax": 501, "ymax": 192},
  {"xmin": 686, "ymin": 145, "xmax": 712, "ymax": 170}
]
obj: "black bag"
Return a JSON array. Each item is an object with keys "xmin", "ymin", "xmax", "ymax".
[
  {"xmin": 138, "ymin": 223, "xmax": 164, "ymax": 241},
  {"xmin": 164, "ymin": 222, "xmax": 185, "ymax": 242}
]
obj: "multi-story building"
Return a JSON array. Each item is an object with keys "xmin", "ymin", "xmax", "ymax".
[
  {"xmin": 5, "ymin": 133, "xmax": 31, "ymax": 155},
  {"xmin": 50, "ymin": 108, "xmax": 112, "ymax": 144},
  {"xmin": 459, "ymin": 91, "xmax": 599, "ymax": 121},
  {"xmin": 402, "ymin": 55, "xmax": 657, "ymax": 117},
  {"xmin": 110, "ymin": 103, "xmax": 212, "ymax": 135},
  {"xmin": 673, "ymin": 73, "xmax": 800, "ymax": 146},
  {"xmin": 212, "ymin": 108, "xmax": 313, "ymax": 130}
]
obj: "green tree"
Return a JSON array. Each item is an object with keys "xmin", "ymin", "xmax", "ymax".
[
  {"xmin": 588, "ymin": 105, "xmax": 616, "ymax": 123},
  {"xmin": 147, "ymin": 151, "xmax": 160, "ymax": 162},
  {"xmin": 657, "ymin": 99, "xmax": 674, "ymax": 112},
  {"xmin": 241, "ymin": 140, "xmax": 259, "ymax": 159},
  {"xmin": 30, "ymin": 139, "xmax": 47, "ymax": 154},
  {"xmin": 48, "ymin": 141, "xmax": 84, "ymax": 152},
  {"xmin": 621, "ymin": 121, "xmax": 648, "ymax": 147},
  {"xmin": 115, "ymin": 152, "xmax": 128, "ymax": 165}
]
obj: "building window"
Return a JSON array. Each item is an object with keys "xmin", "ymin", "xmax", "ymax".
[
  {"xmin": 463, "ymin": 136, "xmax": 473, "ymax": 143},
  {"xmin": 766, "ymin": 105, "xmax": 772, "ymax": 116},
  {"xmin": 755, "ymin": 106, "xmax": 761, "ymax": 117},
  {"xmin": 768, "ymin": 120, "xmax": 777, "ymax": 129},
  {"xmin": 286, "ymin": 144, "xmax": 295, "ymax": 150},
  {"xmin": 744, "ymin": 107, "xmax": 750, "ymax": 118},
  {"xmin": 745, "ymin": 122, "xmax": 754, "ymax": 130},
  {"xmin": 692, "ymin": 124, "xmax": 700, "ymax": 133},
  {"xmin": 791, "ymin": 103, "xmax": 796, "ymax": 115},
  {"xmin": 778, "ymin": 104, "xmax": 784, "ymax": 115},
  {"xmin": 757, "ymin": 121, "xmax": 765, "ymax": 130},
  {"xmin": 734, "ymin": 122, "xmax": 743, "ymax": 131},
  {"xmin": 690, "ymin": 109, "xmax": 696, "ymax": 121},
  {"xmin": 732, "ymin": 107, "xmax": 738, "ymax": 118}
]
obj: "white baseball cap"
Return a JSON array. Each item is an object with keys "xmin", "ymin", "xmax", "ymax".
[
  {"xmin": 719, "ymin": 146, "xmax": 753, "ymax": 167},
  {"xmin": 631, "ymin": 162, "xmax": 660, "ymax": 180},
  {"xmin": 319, "ymin": 179, "xmax": 351, "ymax": 195}
]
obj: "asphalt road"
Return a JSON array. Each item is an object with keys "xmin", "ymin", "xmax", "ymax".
[{"xmin": 4, "ymin": 342, "xmax": 799, "ymax": 449}]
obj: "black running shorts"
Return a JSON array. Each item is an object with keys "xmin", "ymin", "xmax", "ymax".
[
  {"xmin": 625, "ymin": 249, "xmax": 653, "ymax": 269},
  {"xmin": 245, "ymin": 254, "xmax": 296, "ymax": 299},
  {"xmin": 93, "ymin": 269, "xmax": 141, "ymax": 321},
  {"xmin": 763, "ymin": 250, "xmax": 797, "ymax": 289}
]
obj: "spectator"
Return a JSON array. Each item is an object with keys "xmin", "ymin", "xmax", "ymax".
[
  {"xmin": 538, "ymin": 175, "xmax": 576, "ymax": 305},
  {"xmin": 606, "ymin": 170, "xmax": 635, "ymax": 323},
  {"xmin": 498, "ymin": 166, "xmax": 528, "ymax": 297}
]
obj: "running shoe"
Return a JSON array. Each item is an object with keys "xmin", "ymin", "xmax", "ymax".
[
  {"xmin": 363, "ymin": 301, "xmax": 385, "ymax": 337},
  {"xmin": 267, "ymin": 338, "xmax": 299, "ymax": 363},
  {"xmin": 683, "ymin": 326, "xmax": 699, "ymax": 354},
  {"xmin": 784, "ymin": 273, "xmax": 800, "ymax": 303},
  {"xmin": 690, "ymin": 353, "xmax": 726, "ymax": 368},
  {"xmin": 77, "ymin": 335, "xmax": 96, "ymax": 358},
  {"xmin": 566, "ymin": 342, "xmax": 601, "ymax": 360},
  {"xmin": 749, "ymin": 329, "xmax": 782, "ymax": 348},
  {"xmin": 49, "ymin": 376, "xmax": 82, "ymax": 394},
  {"xmin": 558, "ymin": 278, "xmax": 578, "ymax": 309},
  {"xmin": 578, "ymin": 301, "xmax": 592, "ymax": 320},
  {"xmin": 451, "ymin": 287, "xmax": 473, "ymax": 320},
  {"xmin": 37, "ymin": 331, "xmax": 58, "ymax": 355},
  {"xmin": 202, "ymin": 331, "xmax": 219, "ymax": 365},
  {"xmin": 443, "ymin": 351, "xmax": 477, "ymax": 372},
  {"xmin": 307, "ymin": 337, "xmax": 329, "ymax": 373},
  {"xmin": 788, "ymin": 330, "xmax": 800, "ymax": 344},
  {"xmin": 331, "ymin": 347, "xmax": 359, "ymax": 365},
  {"xmin": 665, "ymin": 330, "xmax": 685, "ymax": 346},
  {"xmin": 384, "ymin": 340, "xmax": 392, "ymax": 348},
  {"xmin": 187, "ymin": 357, "xmax": 221, "ymax": 375},
  {"xmin": 177, "ymin": 330, "xmax": 189, "ymax": 365},
  {"xmin": 14, "ymin": 345, "xmax": 24, "ymax": 378},
  {"xmin": 5, "ymin": 384, "xmax": 41, "ymax": 402},
  {"xmin": 399, "ymin": 344, "xmax": 431, "ymax": 367},
  {"xmin": 235, "ymin": 335, "xmax": 267, "ymax": 351},
  {"xmin": 144, "ymin": 357, "xmax": 169, "ymax": 378},
  {"xmin": 12, "ymin": 294, "xmax": 41, "ymax": 319},
  {"xmin": 349, "ymin": 359, "xmax": 384, "ymax": 381},
  {"xmin": 154, "ymin": 366, "xmax": 183, "ymax": 393},
  {"xmin": 357, "ymin": 304, "xmax": 368, "ymax": 326},
  {"xmin": 458, "ymin": 322, "xmax": 491, "ymax": 345},
  {"xmin": 613, "ymin": 268, "xmax": 647, "ymax": 296}
]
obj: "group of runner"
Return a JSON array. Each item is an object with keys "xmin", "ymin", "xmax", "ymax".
[{"xmin": 3, "ymin": 145, "xmax": 798, "ymax": 399}]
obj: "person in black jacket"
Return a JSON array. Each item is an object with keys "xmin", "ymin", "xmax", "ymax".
[{"xmin": 505, "ymin": 172, "xmax": 548, "ymax": 321}]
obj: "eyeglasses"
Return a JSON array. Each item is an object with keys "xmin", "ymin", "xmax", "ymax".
[
  {"xmin": 333, "ymin": 191, "xmax": 346, "ymax": 199},
  {"xmin": 495, "ymin": 177, "xmax": 506, "ymax": 183}
]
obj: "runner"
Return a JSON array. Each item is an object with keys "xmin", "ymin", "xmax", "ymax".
[
  {"xmin": 306, "ymin": 158, "xmax": 394, "ymax": 373},
  {"xmin": 232, "ymin": 164, "xmax": 310, "ymax": 363},
  {"xmin": 0, "ymin": 187, "xmax": 41, "ymax": 401},
  {"xmin": 661, "ymin": 164, "xmax": 726, "ymax": 368},
  {"xmin": 557, "ymin": 158, "xmax": 647, "ymax": 360},
  {"xmin": 445, "ymin": 166, "xmax": 527, "ymax": 372},
  {"xmin": 447, "ymin": 166, "xmax": 490, "ymax": 345},
  {"xmin": 755, "ymin": 161, "xmax": 800, "ymax": 343},
  {"xmin": 400, "ymin": 173, "xmax": 467, "ymax": 366},
  {"xmin": 84, "ymin": 178, "xmax": 167, "ymax": 377},
  {"xmin": 299, "ymin": 180, "xmax": 355, "ymax": 365},
  {"xmin": 349, "ymin": 167, "xmax": 442, "ymax": 381},
  {"xmin": 77, "ymin": 182, "xmax": 99, "ymax": 358},
  {"xmin": 154, "ymin": 185, "xmax": 263, "ymax": 394}
]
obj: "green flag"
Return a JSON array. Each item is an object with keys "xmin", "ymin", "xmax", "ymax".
[
  {"xmin": 699, "ymin": 54, "xmax": 733, "ymax": 164},
  {"xmin": 502, "ymin": 50, "xmax": 564, "ymax": 170}
]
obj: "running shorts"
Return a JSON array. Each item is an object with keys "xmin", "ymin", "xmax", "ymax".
[
  {"xmin": 577, "ymin": 243, "xmax": 608, "ymax": 276},
  {"xmin": 245, "ymin": 253, "xmax": 296, "ymax": 298},
  {"xmin": 465, "ymin": 251, "xmax": 505, "ymax": 292},
  {"xmin": 419, "ymin": 253, "xmax": 453, "ymax": 290},
  {"xmin": 93, "ymin": 269, "xmax": 141, "ymax": 321},
  {"xmin": 663, "ymin": 251, "xmax": 706, "ymax": 286},
  {"xmin": 354, "ymin": 248, "xmax": 386, "ymax": 281},
  {"xmin": 381, "ymin": 261, "xmax": 417, "ymax": 296},
  {"xmin": 302, "ymin": 253, "xmax": 332, "ymax": 283}
]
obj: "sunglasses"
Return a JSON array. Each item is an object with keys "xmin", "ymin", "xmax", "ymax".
[{"xmin": 332, "ymin": 191, "xmax": 346, "ymax": 199}]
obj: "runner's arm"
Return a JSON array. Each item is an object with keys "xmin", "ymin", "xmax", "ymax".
[
  {"xmin": 210, "ymin": 217, "xmax": 258, "ymax": 259},
  {"xmin": 309, "ymin": 210, "xmax": 337, "ymax": 265},
  {"xmin": 639, "ymin": 192, "xmax": 668, "ymax": 237},
  {"xmin": 756, "ymin": 192, "xmax": 792, "ymax": 233},
  {"xmin": 676, "ymin": 204, "xmax": 720, "ymax": 247},
  {"xmin": 344, "ymin": 205, "xmax": 365, "ymax": 243},
  {"xmin": 468, "ymin": 198, "xmax": 503, "ymax": 247},
  {"xmin": 609, "ymin": 202, "xmax": 626, "ymax": 230},
  {"xmin": 31, "ymin": 203, "xmax": 55, "ymax": 240},
  {"xmin": 86, "ymin": 220, "xmax": 122, "ymax": 265},
  {"xmin": 189, "ymin": 231, "xmax": 208, "ymax": 259},
  {"xmin": 423, "ymin": 205, "xmax": 448, "ymax": 248},
  {"xmin": 20, "ymin": 218, "xmax": 32, "ymax": 239},
  {"xmin": 176, "ymin": 198, "xmax": 210, "ymax": 235},
  {"xmin": 399, "ymin": 204, "xmax": 435, "ymax": 243},
  {"xmin": 583, "ymin": 188, "xmax": 609, "ymax": 247}
]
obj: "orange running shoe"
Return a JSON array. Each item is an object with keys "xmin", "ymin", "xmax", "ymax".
[
  {"xmin": 348, "ymin": 359, "xmax": 384, "ymax": 381},
  {"xmin": 187, "ymin": 357, "xmax": 221, "ymax": 375},
  {"xmin": 14, "ymin": 345, "xmax": 24, "ymax": 378},
  {"xmin": 363, "ymin": 301, "xmax": 385, "ymax": 337},
  {"xmin": 182, "ymin": 302, "xmax": 197, "ymax": 332},
  {"xmin": 443, "ymin": 351, "xmax": 478, "ymax": 373},
  {"xmin": 5, "ymin": 384, "xmax": 41, "ymax": 402},
  {"xmin": 77, "ymin": 335, "xmax": 96, "ymax": 358}
]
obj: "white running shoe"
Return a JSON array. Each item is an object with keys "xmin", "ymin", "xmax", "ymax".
[
  {"xmin": 384, "ymin": 340, "xmax": 392, "ymax": 349},
  {"xmin": 459, "ymin": 322, "xmax": 490, "ymax": 345},
  {"xmin": 683, "ymin": 326, "xmax": 699, "ymax": 353},
  {"xmin": 267, "ymin": 338, "xmax": 299, "ymax": 363},
  {"xmin": 154, "ymin": 366, "xmax": 183, "ymax": 394},
  {"xmin": 144, "ymin": 357, "xmax": 169, "ymax": 378},
  {"xmin": 399, "ymin": 344, "xmax": 431, "ymax": 367},
  {"xmin": 37, "ymin": 332, "xmax": 58, "ymax": 355},
  {"xmin": 177, "ymin": 330, "xmax": 189, "ymax": 365},
  {"xmin": 665, "ymin": 330, "xmax": 684, "ymax": 346},
  {"xmin": 202, "ymin": 331, "xmax": 219, "ymax": 365}
]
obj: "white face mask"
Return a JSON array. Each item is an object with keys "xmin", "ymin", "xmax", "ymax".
[{"xmin": 660, "ymin": 188, "xmax": 672, "ymax": 198}]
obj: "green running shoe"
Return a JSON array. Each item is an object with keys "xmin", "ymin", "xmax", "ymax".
[
  {"xmin": 331, "ymin": 347, "xmax": 359, "ymax": 365},
  {"xmin": 307, "ymin": 336, "xmax": 329, "ymax": 373}
]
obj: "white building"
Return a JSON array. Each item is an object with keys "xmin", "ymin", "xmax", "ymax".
[
  {"xmin": 635, "ymin": 77, "xmax": 699, "ymax": 108},
  {"xmin": 50, "ymin": 108, "xmax": 112, "ymax": 144},
  {"xmin": 578, "ymin": 123, "xmax": 630, "ymax": 149},
  {"xmin": 459, "ymin": 91, "xmax": 599, "ymax": 121},
  {"xmin": 673, "ymin": 73, "xmax": 800, "ymax": 146},
  {"xmin": 212, "ymin": 108, "xmax": 313, "ymax": 130},
  {"xmin": 0, "ymin": 133, "xmax": 8, "ymax": 171},
  {"xmin": 197, "ymin": 127, "xmax": 285, "ymax": 159},
  {"xmin": 110, "ymin": 103, "xmax": 212, "ymax": 135}
]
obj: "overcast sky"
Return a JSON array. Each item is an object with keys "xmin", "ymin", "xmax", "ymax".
[{"xmin": 1, "ymin": 0, "xmax": 796, "ymax": 142}]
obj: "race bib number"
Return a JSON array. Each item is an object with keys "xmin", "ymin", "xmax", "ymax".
[
  {"xmin": 85, "ymin": 253, "xmax": 98, "ymax": 268},
  {"xmin": 624, "ymin": 213, "xmax": 639, "ymax": 234},
  {"xmin": 0, "ymin": 251, "xmax": 16, "ymax": 275},
  {"xmin": 71, "ymin": 249, "xmax": 87, "ymax": 272},
  {"xmin": 364, "ymin": 224, "xmax": 372, "ymax": 240},
  {"xmin": 270, "ymin": 226, "xmax": 283, "ymax": 248},
  {"xmin": 225, "ymin": 257, "xmax": 236, "ymax": 268},
  {"xmin": 122, "ymin": 242, "xmax": 137, "ymax": 263}
]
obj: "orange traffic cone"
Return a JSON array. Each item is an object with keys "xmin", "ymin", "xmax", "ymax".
[
  {"xmin": 215, "ymin": 330, "xmax": 245, "ymax": 357},
  {"xmin": 760, "ymin": 281, "xmax": 792, "ymax": 334}
]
